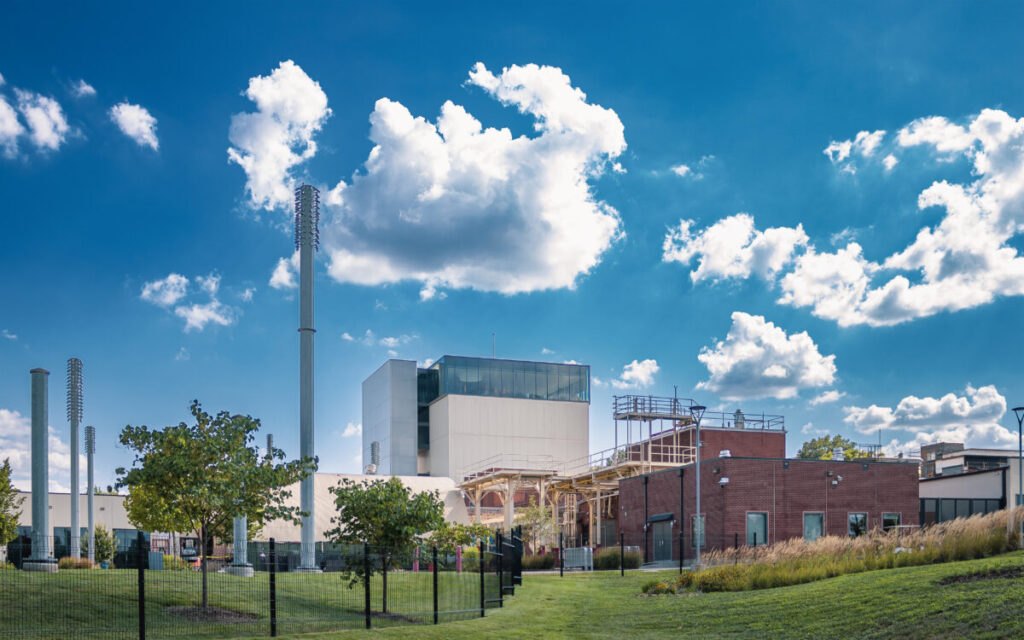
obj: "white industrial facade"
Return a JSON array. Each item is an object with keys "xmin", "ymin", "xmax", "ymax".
[{"xmin": 362, "ymin": 355, "xmax": 590, "ymax": 480}]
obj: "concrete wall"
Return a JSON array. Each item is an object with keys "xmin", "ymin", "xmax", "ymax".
[
  {"xmin": 920, "ymin": 468, "xmax": 1004, "ymax": 500},
  {"xmin": 17, "ymin": 491, "xmax": 134, "ymax": 530},
  {"xmin": 361, "ymin": 359, "xmax": 418, "ymax": 476},
  {"xmin": 429, "ymin": 394, "xmax": 589, "ymax": 479},
  {"xmin": 618, "ymin": 458, "xmax": 920, "ymax": 560}
]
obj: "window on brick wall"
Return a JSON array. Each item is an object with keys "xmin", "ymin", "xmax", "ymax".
[
  {"xmin": 848, "ymin": 512, "xmax": 867, "ymax": 537},
  {"xmin": 803, "ymin": 513, "xmax": 823, "ymax": 542},
  {"xmin": 882, "ymin": 513, "xmax": 901, "ymax": 532}
]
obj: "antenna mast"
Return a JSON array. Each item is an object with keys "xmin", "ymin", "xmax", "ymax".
[{"xmin": 67, "ymin": 358, "xmax": 83, "ymax": 559}]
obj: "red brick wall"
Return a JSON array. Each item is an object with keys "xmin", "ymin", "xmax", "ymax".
[
  {"xmin": 617, "ymin": 458, "xmax": 920, "ymax": 561},
  {"xmin": 651, "ymin": 427, "xmax": 787, "ymax": 460}
]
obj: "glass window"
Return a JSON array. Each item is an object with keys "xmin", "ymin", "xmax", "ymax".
[
  {"xmin": 955, "ymin": 499, "xmax": 970, "ymax": 519},
  {"xmin": 882, "ymin": 513, "xmax": 901, "ymax": 532},
  {"xmin": 848, "ymin": 513, "xmax": 867, "ymax": 537},
  {"xmin": 547, "ymin": 364, "xmax": 559, "ymax": 398},
  {"xmin": 803, "ymin": 513, "xmax": 824, "ymax": 542},
  {"xmin": 940, "ymin": 499, "xmax": 956, "ymax": 522},
  {"xmin": 747, "ymin": 512, "xmax": 768, "ymax": 546},
  {"xmin": 691, "ymin": 514, "xmax": 705, "ymax": 548},
  {"xmin": 514, "ymin": 367, "xmax": 527, "ymax": 399},
  {"xmin": 558, "ymin": 366, "xmax": 570, "ymax": 401},
  {"xmin": 922, "ymin": 499, "xmax": 937, "ymax": 525},
  {"xmin": 987, "ymin": 499, "xmax": 1001, "ymax": 513}
]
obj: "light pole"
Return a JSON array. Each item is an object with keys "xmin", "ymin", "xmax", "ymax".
[
  {"xmin": 1013, "ymin": 407, "xmax": 1024, "ymax": 549},
  {"xmin": 690, "ymin": 405, "xmax": 706, "ymax": 570}
]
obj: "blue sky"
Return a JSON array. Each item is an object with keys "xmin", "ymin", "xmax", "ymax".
[{"xmin": 3, "ymin": 2, "xmax": 1024, "ymax": 491}]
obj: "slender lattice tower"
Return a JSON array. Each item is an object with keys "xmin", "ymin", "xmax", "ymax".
[
  {"xmin": 66, "ymin": 358, "xmax": 83, "ymax": 558},
  {"xmin": 85, "ymin": 425, "xmax": 96, "ymax": 563},
  {"xmin": 295, "ymin": 184, "xmax": 320, "ymax": 572}
]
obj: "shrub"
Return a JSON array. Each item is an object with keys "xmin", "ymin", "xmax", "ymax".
[
  {"xmin": 641, "ymin": 580, "xmax": 675, "ymax": 595},
  {"xmin": 162, "ymin": 555, "xmax": 190, "ymax": 571},
  {"xmin": 594, "ymin": 547, "xmax": 642, "ymax": 570},
  {"xmin": 660, "ymin": 509, "xmax": 1021, "ymax": 595},
  {"xmin": 58, "ymin": 557, "xmax": 95, "ymax": 570},
  {"xmin": 522, "ymin": 553, "xmax": 556, "ymax": 570},
  {"xmin": 461, "ymin": 546, "xmax": 479, "ymax": 572}
]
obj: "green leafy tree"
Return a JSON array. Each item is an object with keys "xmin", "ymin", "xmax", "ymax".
[
  {"xmin": 516, "ymin": 495, "xmax": 554, "ymax": 553},
  {"xmin": 796, "ymin": 435, "xmax": 871, "ymax": 460},
  {"xmin": 0, "ymin": 459, "xmax": 23, "ymax": 546},
  {"xmin": 116, "ymin": 400, "xmax": 313, "ymax": 608},
  {"xmin": 424, "ymin": 521, "xmax": 492, "ymax": 554},
  {"xmin": 82, "ymin": 522, "xmax": 116, "ymax": 565},
  {"xmin": 326, "ymin": 477, "xmax": 444, "ymax": 612}
]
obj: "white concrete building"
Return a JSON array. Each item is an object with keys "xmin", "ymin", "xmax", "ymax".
[{"xmin": 362, "ymin": 356, "xmax": 590, "ymax": 480}]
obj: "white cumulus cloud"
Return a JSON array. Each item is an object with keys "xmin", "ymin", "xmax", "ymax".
[
  {"xmin": 610, "ymin": 359, "xmax": 659, "ymax": 389},
  {"xmin": 110, "ymin": 102, "xmax": 159, "ymax": 150},
  {"xmin": 140, "ymin": 273, "xmax": 189, "ymax": 307},
  {"xmin": 228, "ymin": 60, "xmax": 331, "ymax": 211},
  {"xmin": 810, "ymin": 390, "xmax": 846, "ymax": 406},
  {"xmin": 269, "ymin": 252, "xmax": 299, "ymax": 290},
  {"xmin": 663, "ymin": 213, "xmax": 808, "ymax": 283},
  {"xmin": 697, "ymin": 312, "xmax": 836, "ymax": 401},
  {"xmin": 141, "ymin": 272, "xmax": 236, "ymax": 332},
  {"xmin": 0, "ymin": 409, "xmax": 85, "ymax": 492},
  {"xmin": 342, "ymin": 422, "xmax": 362, "ymax": 437},
  {"xmin": 671, "ymin": 164, "xmax": 692, "ymax": 177},
  {"xmin": 0, "ymin": 95, "xmax": 25, "ymax": 158},
  {"xmin": 14, "ymin": 89, "xmax": 70, "ymax": 151},
  {"xmin": 231, "ymin": 61, "xmax": 626, "ymax": 300},
  {"xmin": 71, "ymin": 79, "xmax": 96, "ymax": 98}
]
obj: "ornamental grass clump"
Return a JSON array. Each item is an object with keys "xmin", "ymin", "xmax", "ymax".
[
  {"xmin": 594, "ymin": 547, "xmax": 642, "ymax": 570},
  {"xmin": 654, "ymin": 509, "xmax": 1021, "ymax": 594}
]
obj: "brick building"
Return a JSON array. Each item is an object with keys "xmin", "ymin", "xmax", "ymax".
[{"xmin": 617, "ymin": 453, "xmax": 920, "ymax": 563}]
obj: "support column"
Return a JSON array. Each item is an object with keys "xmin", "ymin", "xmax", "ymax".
[
  {"xmin": 26, "ymin": 368, "xmax": 57, "ymax": 572},
  {"xmin": 296, "ymin": 184, "xmax": 320, "ymax": 573},
  {"xmin": 503, "ymin": 479, "xmax": 516, "ymax": 532},
  {"xmin": 227, "ymin": 515, "xmax": 254, "ymax": 577},
  {"xmin": 596, "ymin": 490, "xmax": 603, "ymax": 546}
]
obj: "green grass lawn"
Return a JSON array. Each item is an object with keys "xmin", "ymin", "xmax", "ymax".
[
  {"xmin": 277, "ymin": 552, "xmax": 1024, "ymax": 640},
  {"xmin": 5, "ymin": 553, "xmax": 1024, "ymax": 639}
]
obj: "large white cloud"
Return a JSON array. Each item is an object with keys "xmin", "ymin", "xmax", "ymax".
[
  {"xmin": 674, "ymin": 109, "xmax": 1024, "ymax": 328},
  {"xmin": 0, "ymin": 409, "xmax": 84, "ymax": 492},
  {"xmin": 663, "ymin": 213, "xmax": 808, "ymax": 283},
  {"xmin": 697, "ymin": 312, "xmax": 836, "ymax": 401},
  {"xmin": 610, "ymin": 359, "xmax": 659, "ymax": 389},
  {"xmin": 228, "ymin": 60, "xmax": 331, "ymax": 211},
  {"xmin": 231, "ymin": 61, "xmax": 626, "ymax": 299},
  {"xmin": 842, "ymin": 384, "xmax": 1014, "ymax": 457},
  {"xmin": 140, "ymin": 273, "xmax": 188, "ymax": 307},
  {"xmin": 110, "ymin": 102, "xmax": 159, "ymax": 150},
  {"xmin": 14, "ymin": 89, "xmax": 70, "ymax": 151}
]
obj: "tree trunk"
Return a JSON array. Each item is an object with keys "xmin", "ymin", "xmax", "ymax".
[{"xmin": 201, "ymin": 525, "xmax": 208, "ymax": 609}]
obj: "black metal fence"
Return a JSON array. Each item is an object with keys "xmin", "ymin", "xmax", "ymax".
[{"xmin": 0, "ymin": 531, "xmax": 522, "ymax": 639}]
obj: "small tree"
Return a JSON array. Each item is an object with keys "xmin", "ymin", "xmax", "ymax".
[
  {"xmin": 516, "ymin": 495, "xmax": 553, "ymax": 553},
  {"xmin": 116, "ymin": 401, "xmax": 313, "ymax": 608},
  {"xmin": 424, "ymin": 521, "xmax": 492, "ymax": 554},
  {"xmin": 82, "ymin": 522, "xmax": 116, "ymax": 565},
  {"xmin": 326, "ymin": 477, "xmax": 443, "ymax": 612},
  {"xmin": 796, "ymin": 435, "xmax": 870, "ymax": 461},
  {"xmin": 0, "ymin": 458, "xmax": 22, "ymax": 546}
]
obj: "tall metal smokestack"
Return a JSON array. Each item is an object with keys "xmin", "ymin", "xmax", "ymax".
[
  {"xmin": 295, "ymin": 184, "xmax": 320, "ymax": 572},
  {"xmin": 67, "ymin": 358, "xmax": 83, "ymax": 559},
  {"xmin": 85, "ymin": 425, "xmax": 95, "ymax": 563},
  {"xmin": 26, "ymin": 368, "xmax": 56, "ymax": 572}
]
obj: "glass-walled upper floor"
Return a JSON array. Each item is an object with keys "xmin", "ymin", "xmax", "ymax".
[{"xmin": 420, "ymin": 356, "xmax": 590, "ymax": 404}]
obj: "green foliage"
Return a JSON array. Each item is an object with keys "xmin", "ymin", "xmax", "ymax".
[
  {"xmin": 424, "ymin": 521, "xmax": 492, "ymax": 554},
  {"xmin": 82, "ymin": 523, "xmax": 116, "ymax": 564},
  {"xmin": 461, "ymin": 545, "xmax": 480, "ymax": 572},
  {"xmin": 58, "ymin": 557, "xmax": 94, "ymax": 569},
  {"xmin": 0, "ymin": 458, "xmax": 22, "ymax": 545},
  {"xmin": 515, "ymin": 496, "xmax": 554, "ymax": 552},
  {"xmin": 522, "ymin": 554, "xmax": 556, "ymax": 570},
  {"xmin": 796, "ymin": 435, "xmax": 870, "ymax": 460},
  {"xmin": 115, "ymin": 400, "xmax": 313, "ymax": 605},
  {"xmin": 162, "ymin": 554, "xmax": 190, "ymax": 571},
  {"xmin": 641, "ymin": 579, "xmax": 675, "ymax": 594},
  {"xmin": 594, "ymin": 547, "xmax": 642, "ymax": 570},
  {"xmin": 326, "ymin": 476, "xmax": 444, "ymax": 587}
]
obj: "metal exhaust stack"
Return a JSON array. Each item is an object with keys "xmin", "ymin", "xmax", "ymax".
[
  {"xmin": 85, "ymin": 425, "xmax": 95, "ymax": 563},
  {"xmin": 295, "ymin": 184, "xmax": 321, "ymax": 572},
  {"xmin": 67, "ymin": 358, "xmax": 83, "ymax": 559},
  {"xmin": 25, "ymin": 368, "xmax": 57, "ymax": 572}
]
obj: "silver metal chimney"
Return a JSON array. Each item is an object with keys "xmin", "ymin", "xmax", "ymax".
[
  {"xmin": 67, "ymin": 358, "xmax": 83, "ymax": 559},
  {"xmin": 26, "ymin": 368, "xmax": 57, "ymax": 572},
  {"xmin": 85, "ymin": 425, "xmax": 95, "ymax": 563},
  {"xmin": 295, "ymin": 184, "xmax": 320, "ymax": 572}
]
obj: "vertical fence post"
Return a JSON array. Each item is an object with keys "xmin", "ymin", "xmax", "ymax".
[
  {"xmin": 432, "ymin": 546, "xmax": 439, "ymax": 625},
  {"xmin": 559, "ymin": 531, "xmax": 564, "ymax": 578},
  {"xmin": 363, "ymin": 543, "xmax": 371, "ymax": 630},
  {"xmin": 496, "ymin": 532, "xmax": 503, "ymax": 608},
  {"xmin": 137, "ymin": 531, "xmax": 146, "ymax": 640},
  {"xmin": 734, "ymin": 532, "xmax": 738, "ymax": 549},
  {"xmin": 679, "ymin": 529, "xmax": 684, "ymax": 574},
  {"xmin": 269, "ymin": 538, "xmax": 277, "ymax": 637},
  {"xmin": 620, "ymin": 532, "xmax": 624, "ymax": 577},
  {"xmin": 479, "ymin": 540, "xmax": 485, "ymax": 618}
]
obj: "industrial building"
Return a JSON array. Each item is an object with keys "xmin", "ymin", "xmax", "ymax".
[
  {"xmin": 362, "ymin": 356, "xmax": 590, "ymax": 479},
  {"xmin": 916, "ymin": 442, "xmax": 1024, "ymax": 525}
]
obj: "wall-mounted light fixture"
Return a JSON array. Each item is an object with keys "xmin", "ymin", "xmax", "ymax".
[{"xmin": 719, "ymin": 477, "xmax": 730, "ymax": 487}]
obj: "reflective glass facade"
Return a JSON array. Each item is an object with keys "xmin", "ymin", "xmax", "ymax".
[{"xmin": 423, "ymin": 356, "xmax": 589, "ymax": 403}]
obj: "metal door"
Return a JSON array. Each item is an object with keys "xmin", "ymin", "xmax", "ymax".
[{"xmin": 652, "ymin": 521, "xmax": 672, "ymax": 562}]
